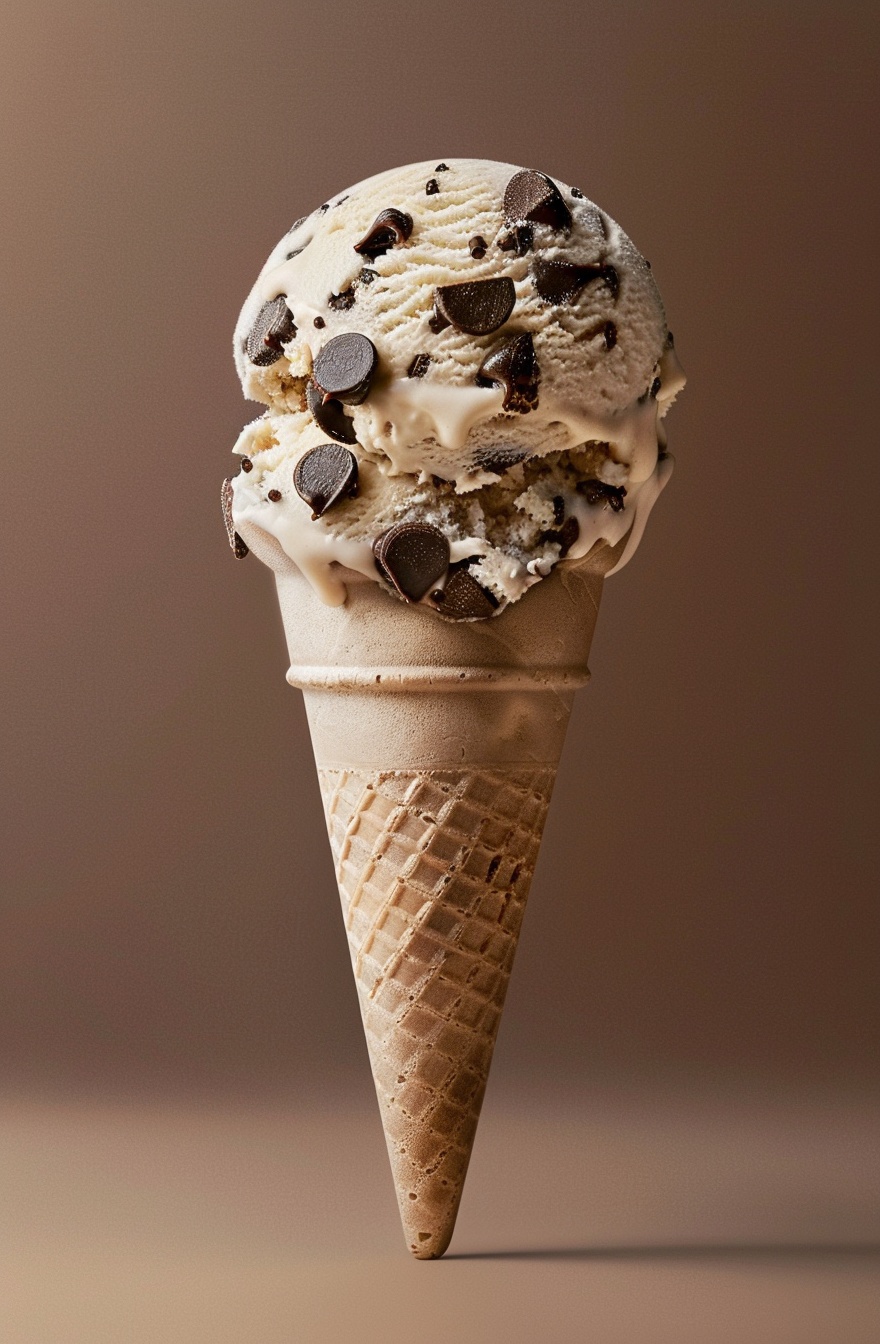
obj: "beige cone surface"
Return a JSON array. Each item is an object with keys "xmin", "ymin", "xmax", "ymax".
[
  {"xmin": 235, "ymin": 518, "xmax": 626, "ymax": 1259},
  {"xmin": 319, "ymin": 764, "xmax": 554, "ymax": 1259}
]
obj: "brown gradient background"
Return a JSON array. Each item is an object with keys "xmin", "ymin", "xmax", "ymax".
[{"xmin": 1, "ymin": 1, "xmax": 878, "ymax": 1339}]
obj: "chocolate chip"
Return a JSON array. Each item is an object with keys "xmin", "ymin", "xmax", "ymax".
[
  {"xmin": 497, "ymin": 225, "xmax": 533, "ymax": 256},
  {"xmin": 328, "ymin": 287, "xmax": 356, "ymax": 311},
  {"xmin": 440, "ymin": 567, "xmax": 498, "ymax": 620},
  {"xmin": 645, "ymin": 258, "xmax": 652, "ymax": 268},
  {"xmin": 476, "ymin": 332, "xmax": 539, "ymax": 412},
  {"xmin": 543, "ymin": 515, "xmax": 580, "ymax": 557},
  {"xmin": 319, "ymin": 202, "xmax": 330, "ymax": 212},
  {"xmin": 571, "ymin": 187, "xmax": 584, "ymax": 199},
  {"xmin": 531, "ymin": 258, "xmax": 619, "ymax": 304},
  {"xmin": 469, "ymin": 235, "xmax": 487, "ymax": 259},
  {"xmin": 473, "ymin": 446, "xmax": 527, "ymax": 475},
  {"xmin": 221, "ymin": 478, "xmax": 248, "ymax": 558},
  {"xmin": 430, "ymin": 277, "xmax": 516, "ymax": 335},
  {"xmin": 552, "ymin": 496, "xmax": 565, "ymax": 526},
  {"xmin": 306, "ymin": 379, "xmax": 358, "ymax": 443},
  {"xmin": 407, "ymin": 353, "xmax": 431, "ymax": 378},
  {"xmin": 426, "ymin": 178, "xmax": 439, "ymax": 195},
  {"xmin": 504, "ymin": 170, "xmax": 572, "ymax": 232},
  {"xmin": 240, "ymin": 457, "xmax": 253, "ymax": 473},
  {"xmin": 313, "ymin": 332, "xmax": 378, "ymax": 405},
  {"xmin": 314, "ymin": 316, "xmax": 325, "ymax": 329},
  {"xmin": 359, "ymin": 268, "xmax": 377, "ymax": 284},
  {"xmin": 577, "ymin": 479, "xmax": 627, "ymax": 512},
  {"xmin": 246, "ymin": 297, "xmax": 296, "ymax": 366},
  {"xmin": 293, "ymin": 444, "xmax": 359, "ymax": 518},
  {"xmin": 373, "ymin": 522, "xmax": 450, "ymax": 602},
  {"xmin": 435, "ymin": 163, "xmax": 450, "ymax": 172},
  {"xmin": 651, "ymin": 376, "xmax": 661, "ymax": 397},
  {"xmin": 353, "ymin": 208, "xmax": 414, "ymax": 261},
  {"xmin": 267, "ymin": 488, "xmax": 282, "ymax": 502}
]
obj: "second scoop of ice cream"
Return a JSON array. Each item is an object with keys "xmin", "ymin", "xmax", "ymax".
[{"xmin": 225, "ymin": 158, "xmax": 685, "ymax": 616}]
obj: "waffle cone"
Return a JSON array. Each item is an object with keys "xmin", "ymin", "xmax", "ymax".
[{"xmin": 237, "ymin": 522, "xmax": 625, "ymax": 1257}]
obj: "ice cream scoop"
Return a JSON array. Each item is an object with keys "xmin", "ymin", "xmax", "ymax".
[
  {"xmin": 224, "ymin": 159, "xmax": 684, "ymax": 1259},
  {"xmin": 226, "ymin": 159, "xmax": 684, "ymax": 613}
]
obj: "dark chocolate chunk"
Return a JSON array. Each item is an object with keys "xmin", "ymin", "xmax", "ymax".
[
  {"xmin": 503, "ymin": 170, "xmax": 572, "ymax": 232},
  {"xmin": 306, "ymin": 379, "xmax": 358, "ymax": 444},
  {"xmin": 543, "ymin": 515, "xmax": 580, "ymax": 557},
  {"xmin": 353, "ymin": 208, "xmax": 413, "ymax": 261},
  {"xmin": 313, "ymin": 332, "xmax": 378, "ymax": 405},
  {"xmin": 407, "ymin": 353, "xmax": 431, "ymax": 379},
  {"xmin": 267, "ymin": 488, "xmax": 282, "ymax": 502},
  {"xmin": 497, "ymin": 225, "xmax": 533, "ymax": 256},
  {"xmin": 425, "ymin": 178, "xmax": 439, "ymax": 195},
  {"xmin": 221, "ymin": 478, "xmax": 248, "ymax": 558},
  {"xmin": 440, "ymin": 567, "xmax": 498, "ymax": 620},
  {"xmin": 314, "ymin": 316, "xmax": 325, "ymax": 329},
  {"xmin": 571, "ymin": 187, "xmax": 584, "ymax": 199},
  {"xmin": 469, "ymin": 235, "xmax": 487, "ymax": 259},
  {"xmin": 240, "ymin": 456, "xmax": 253, "ymax": 473},
  {"xmin": 430, "ymin": 277, "xmax": 516, "ymax": 335},
  {"xmin": 328, "ymin": 287, "xmax": 356, "ymax": 311},
  {"xmin": 246, "ymin": 296, "xmax": 296, "ymax": 366},
  {"xmin": 476, "ymin": 332, "xmax": 539, "ymax": 412},
  {"xmin": 577, "ymin": 479, "xmax": 627, "ymax": 512},
  {"xmin": 435, "ymin": 163, "xmax": 450, "ymax": 172},
  {"xmin": 473, "ymin": 446, "xmax": 527, "ymax": 475},
  {"xmin": 531, "ymin": 257, "xmax": 619, "ymax": 304},
  {"xmin": 293, "ymin": 444, "xmax": 359, "ymax": 518},
  {"xmin": 373, "ymin": 522, "xmax": 450, "ymax": 602}
]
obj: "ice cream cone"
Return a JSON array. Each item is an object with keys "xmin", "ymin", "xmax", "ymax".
[{"xmin": 237, "ymin": 521, "xmax": 624, "ymax": 1257}]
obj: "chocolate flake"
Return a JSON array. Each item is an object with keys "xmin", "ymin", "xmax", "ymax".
[
  {"xmin": 435, "ymin": 163, "xmax": 450, "ymax": 172},
  {"xmin": 544, "ymin": 515, "xmax": 580, "ymax": 557},
  {"xmin": 473, "ymin": 446, "xmax": 527, "ymax": 475},
  {"xmin": 604, "ymin": 321, "xmax": 618, "ymax": 349},
  {"xmin": 267, "ymin": 488, "xmax": 282, "ymax": 502},
  {"xmin": 531, "ymin": 257, "xmax": 619, "ymax": 304},
  {"xmin": 651, "ymin": 376, "xmax": 661, "ymax": 397},
  {"xmin": 240, "ymin": 457, "xmax": 253, "ymax": 473},
  {"xmin": 430, "ymin": 277, "xmax": 516, "ymax": 336},
  {"xmin": 288, "ymin": 216, "xmax": 306, "ymax": 232},
  {"xmin": 425, "ymin": 178, "xmax": 439, "ymax": 195},
  {"xmin": 440, "ymin": 567, "xmax": 499, "ymax": 620},
  {"xmin": 359, "ymin": 268, "xmax": 377, "ymax": 285},
  {"xmin": 552, "ymin": 496, "xmax": 565, "ymax": 527},
  {"xmin": 504, "ymin": 170, "xmax": 572, "ymax": 232},
  {"xmin": 319, "ymin": 202, "xmax": 330, "ymax": 213},
  {"xmin": 246, "ymin": 296, "xmax": 296, "ymax": 366},
  {"xmin": 285, "ymin": 246, "xmax": 305, "ymax": 260},
  {"xmin": 476, "ymin": 332, "xmax": 539, "ymax": 412},
  {"xmin": 313, "ymin": 332, "xmax": 378, "ymax": 404},
  {"xmin": 353, "ymin": 208, "xmax": 413, "ymax": 261},
  {"xmin": 374, "ymin": 522, "xmax": 450, "ymax": 602},
  {"xmin": 293, "ymin": 444, "xmax": 359, "ymax": 518},
  {"xmin": 328, "ymin": 287, "xmax": 356, "ymax": 312},
  {"xmin": 407, "ymin": 353, "xmax": 431, "ymax": 379},
  {"xmin": 469, "ymin": 235, "xmax": 487, "ymax": 259},
  {"xmin": 221, "ymin": 478, "xmax": 248, "ymax": 558},
  {"xmin": 571, "ymin": 187, "xmax": 584, "ymax": 199},
  {"xmin": 497, "ymin": 224, "xmax": 533, "ymax": 256},
  {"xmin": 306, "ymin": 379, "xmax": 357, "ymax": 444},
  {"xmin": 577, "ymin": 479, "xmax": 627, "ymax": 512}
]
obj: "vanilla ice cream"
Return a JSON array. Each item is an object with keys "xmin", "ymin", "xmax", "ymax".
[{"xmin": 224, "ymin": 158, "xmax": 684, "ymax": 616}]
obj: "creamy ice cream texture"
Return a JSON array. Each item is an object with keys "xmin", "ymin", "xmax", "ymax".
[{"xmin": 225, "ymin": 159, "xmax": 684, "ymax": 615}]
